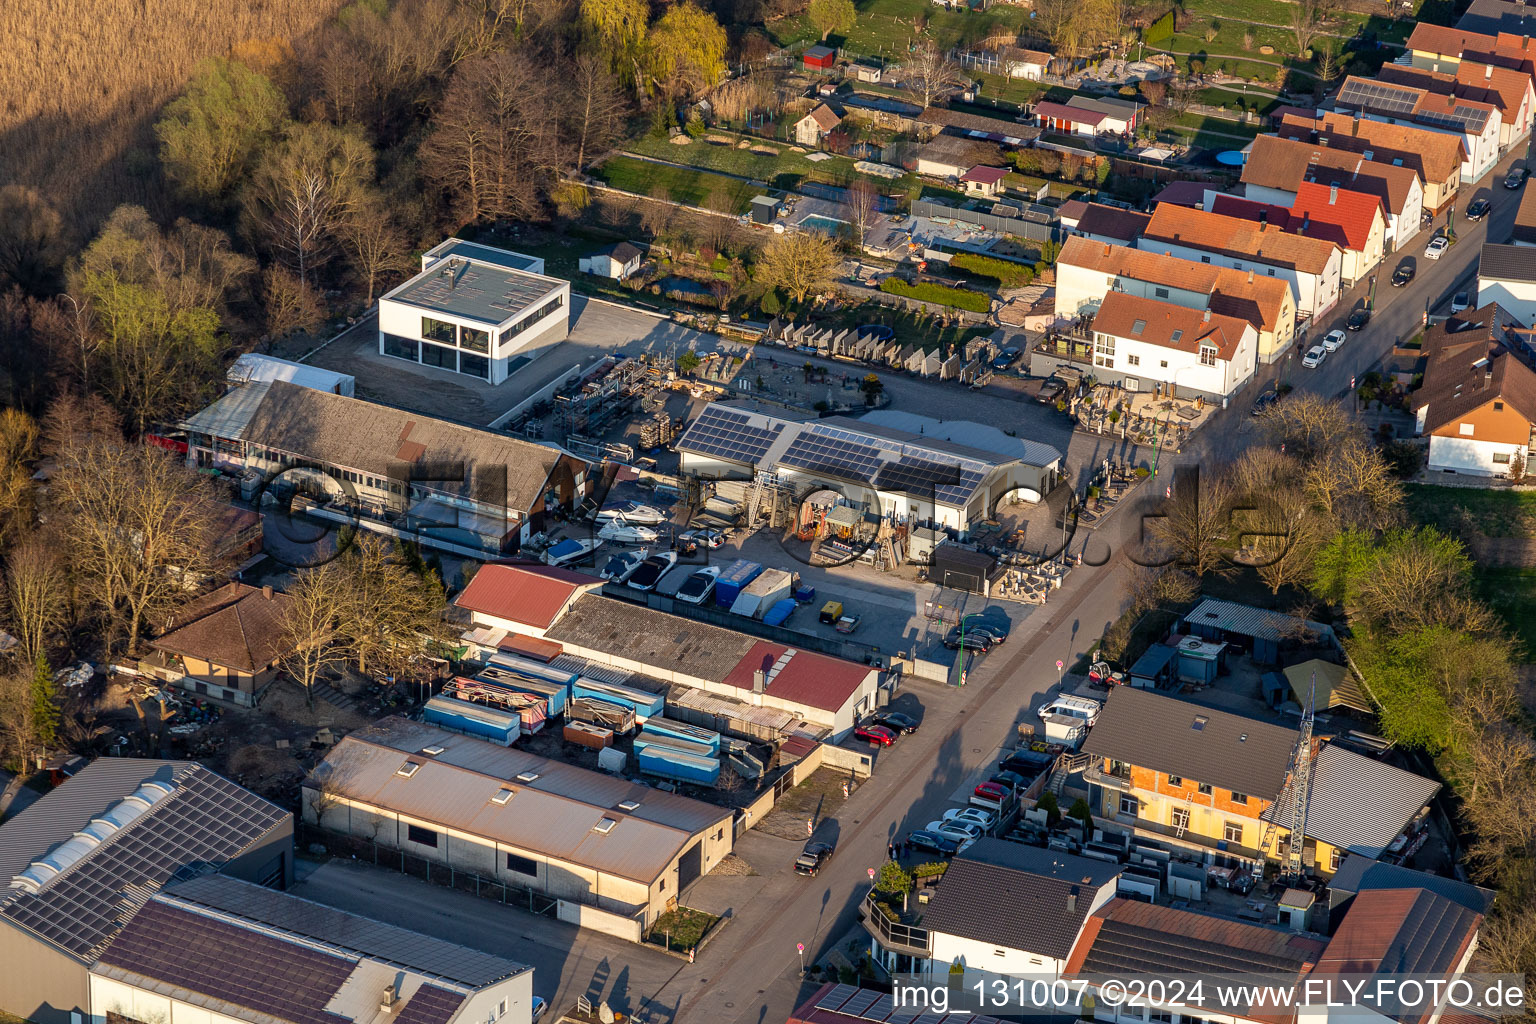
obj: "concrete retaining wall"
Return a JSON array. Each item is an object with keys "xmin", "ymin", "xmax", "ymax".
[{"xmin": 557, "ymin": 900, "xmax": 644, "ymax": 942}]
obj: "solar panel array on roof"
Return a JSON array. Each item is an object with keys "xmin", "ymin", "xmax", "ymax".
[
  {"xmin": 810, "ymin": 982, "xmax": 1007, "ymax": 1023},
  {"xmin": 1340, "ymin": 79, "xmax": 1420, "ymax": 116},
  {"xmin": 781, "ymin": 423, "xmax": 993, "ymax": 505},
  {"xmin": 1, "ymin": 765, "xmax": 289, "ymax": 960},
  {"xmin": 675, "ymin": 405, "xmax": 786, "ymax": 464},
  {"xmin": 779, "ymin": 427, "xmax": 885, "ymax": 480}
]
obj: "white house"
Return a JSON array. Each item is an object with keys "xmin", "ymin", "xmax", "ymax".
[
  {"xmin": 1334, "ymin": 75, "xmax": 1500, "ymax": 183},
  {"xmin": 1478, "ymin": 242, "xmax": 1536, "ymax": 325},
  {"xmin": 1002, "ymin": 46, "xmax": 1052, "ymax": 80},
  {"xmin": 1211, "ymin": 181, "xmax": 1385, "ymax": 288},
  {"xmin": 793, "ymin": 103, "xmax": 842, "ymax": 146},
  {"xmin": 378, "ymin": 239, "xmax": 570, "ymax": 385},
  {"xmin": 1054, "ymin": 236, "xmax": 1297, "ymax": 361},
  {"xmin": 1140, "ymin": 204, "xmax": 1342, "ymax": 319},
  {"xmin": 1088, "ymin": 291, "xmax": 1258, "ymax": 400},
  {"xmin": 960, "ymin": 165, "xmax": 1009, "ymax": 198},
  {"xmin": 1413, "ymin": 303, "xmax": 1536, "ymax": 475},
  {"xmin": 863, "ymin": 841, "xmax": 1121, "ymax": 980},
  {"xmin": 1240, "ymin": 134, "xmax": 1425, "ymax": 250},
  {"xmin": 578, "ymin": 241, "xmax": 644, "ymax": 280}
]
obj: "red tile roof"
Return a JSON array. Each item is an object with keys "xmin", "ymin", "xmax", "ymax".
[
  {"xmin": 721, "ymin": 641, "xmax": 874, "ymax": 713},
  {"xmin": 1290, "ymin": 180, "xmax": 1385, "ymax": 251},
  {"xmin": 1408, "ymin": 21, "xmax": 1497, "ymax": 56},
  {"xmin": 1035, "ymin": 99, "xmax": 1107, "ymax": 126},
  {"xmin": 1091, "ymin": 292, "xmax": 1253, "ymax": 360},
  {"xmin": 1241, "ymin": 135, "xmax": 1422, "ymax": 213},
  {"xmin": 454, "ymin": 562, "xmax": 602, "ymax": 629},
  {"xmin": 1275, "ymin": 112, "xmax": 1468, "ymax": 184},
  {"xmin": 961, "ymin": 164, "xmax": 1009, "ymax": 185}
]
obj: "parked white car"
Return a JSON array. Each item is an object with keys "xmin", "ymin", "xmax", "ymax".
[
  {"xmin": 1038, "ymin": 694, "xmax": 1103, "ymax": 726},
  {"xmin": 1321, "ymin": 329, "xmax": 1347, "ymax": 352},
  {"xmin": 1301, "ymin": 345, "xmax": 1328, "ymax": 368},
  {"xmin": 926, "ymin": 818, "xmax": 986, "ymax": 843},
  {"xmin": 942, "ymin": 807, "xmax": 999, "ymax": 832},
  {"xmin": 1425, "ymin": 236, "xmax": 1449, "ymax": 260}
]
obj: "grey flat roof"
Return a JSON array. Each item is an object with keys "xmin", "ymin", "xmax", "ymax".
[
  {"xmin": 425, "ymin": 239, "xmax": 540, "ymax": 273},
  {"xmin": 0, "ymin": 760, "xmax": 290, "ymax": 961},
  {"xmin": 1082, "ymin": 687, "xmax": 1296, "ymax": 798},
  {"xmin": 544, "ymin": 594, "xmax": 758, "ymax": 684},
  {"xmin": 856, "ymin": 409, "xmax": 1064, "ymax": 469},
  {"xmin": 1184, "ymin": 597, "xmax": 1335, "ymax": 644},
  {"xmin": 1480, "ymin": 241, "xmax": 1536, "ymax": 284},
  {"xmin": 180, "ymin": 380, "xmax": 271, "ymax": 440},
  {"xmin": 165, "ymin": 875, "xmax": 529, "ymax": 987},
  {"xmin": 385, "ymin": 255, "xmax": 563, "ymax": 327},
  {"xmin": 312, "ymin": 718, "xmax": 731, "ymax": 885}
]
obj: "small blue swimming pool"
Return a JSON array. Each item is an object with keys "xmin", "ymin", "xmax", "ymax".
[{"xmin": 800, "ymin": 214, "xmax": 850, "ymax": 234}]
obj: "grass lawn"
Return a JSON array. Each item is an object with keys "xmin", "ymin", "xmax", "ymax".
[
  {"xmin": 768, "ymin": 0, "xmax": 1031, "ymax": 58},
  {"xmin": 1475, "ymin": 568, "xmax": 1536, "ymax": 658},
  {"xmin": 970, "ymin": 70, "xmax": 1050, "ymax": 109},
  {"xmin": 648, "ymin": 907, "xmax": 720, "ymax": 953},
  {"xmin": 592, "ymin": 155, "xmax": 757, "ymax": 214},
  {"xmin": 1403, "ymin": 485, "xmax": 1536, "ymax": 537}
]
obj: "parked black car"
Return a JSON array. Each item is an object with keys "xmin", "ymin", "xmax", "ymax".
[
  {"xmin": 794, "ymin": 841, "xmax": 836, "ymax": 876},
  {"xmin": 906, "ymin": 829, "xmax": 961, "ymax": 857},
  {"xmin": 1467, "ymin": 197, "xmax": 1492, "ymax": 221},
  {"xmin": 960, "ymin": 613, "xmax": 1011, "ymax": 644},
  {"xmin": 943, "ymin": 627, "xmax": 994, "ymax": 652},
  {"xmin": 1506, "ymin": 168, "xmax": 1528, "ymax": 189},
  {"xmin": 1346, "ymin": 308, "xmax": 1371, "ymax": 331},
  {"xmin": 870, "ymin": 711, "xmax": 919, "ymax": 735},
  {"xmin": 1251, "ymin": 388, "xmax": 1278, "ymax": 416},
  {"xmin": 1391, "ymin": 264, "xmax": 1415, "ymax": 287}
]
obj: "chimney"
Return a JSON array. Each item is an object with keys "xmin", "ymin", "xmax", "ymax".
[
  {"xmin": 262, "ymin": 585, "xmax": 274, "ymax": 600},
  {"xmin": 1302, "ymin": 213, "xmax": 1311, "ymax": 232},
  {"xmin": 1066, "ymin": 886, "xmax": 1079, "ymax": 914},
  {"xmin": 1203, "ymin": 308, "xmax": 1212, "ymax": 322},
  {"xmin": 1103, "ymin": 242, "xmax": 1111, "ymax": 257},
  {"xmin": 1329, "ymin": 183, "xmax": 1339, "ymax": 205},
  {"xmin": 753, "ymin": 669, "xmax": 766, "ymax": 693},
  {"xmin": 1247, "ymin": 269, "xmax": 1254, "ymax": 283},
  {"xmin": 1259, "ymin": 209, "xmax": 1268, "ymax": 227},
  {"xmin": 1352, "ymin": 111, "xmax": 1361, "ymax": 135},
  {"xmin": 1487, "ymin": 63, "xmax": 1494, "ymax": 79}
]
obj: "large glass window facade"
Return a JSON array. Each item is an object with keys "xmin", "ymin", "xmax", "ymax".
[
  {"xmin": 422, "ymin": 317, "xmax": 456, "ymax": 344},
  {"xmin": 420, "ymin": 342, "xmax": 454, "ymax": 369},
  {"xmin": 382, "ymin": 334, "xmax": 419, "ymax": 360},
  {"xmin": 461, "ymin": 326, "xmax": 490, "ymax": 353},
  {"xmin": 460, "ymin": 353, "xmax": 490, "ymax": 379}
]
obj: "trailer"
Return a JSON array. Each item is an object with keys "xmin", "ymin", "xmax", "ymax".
[
  {"xmin": 488, "ymin": 652, "xmax": 579, "ymax": 687},
  {"xmin": 567, "ymin": 695, "xmax": 637, "ymax": 734},
  {"xmin": 713, "ymin": 559, "xmax": 764, "ymax": 608},
  {"xmin": 422, "ymin": 695, "xmax": 521, "ymax": 746},
  {"xmin": 571, "ymin": 677, "xmax": 666, "ymax": 721},
  {"xmin": 634, "ymin": 730, "xmax": 717, "ymax": 758},
  {"xmin": 730, "ymin": 568, "xmax": 795, "ymax": 618},
  {"xmin": 643, "ymin": 717, "xmax": 721, "ymax": 754},
  {"xmin": 636, "ymin": 744, "xmax": 721, "ymax": 785},
  {"xmin": 476, "ymin": 668, "xmax": 569, "ymax": 717}
]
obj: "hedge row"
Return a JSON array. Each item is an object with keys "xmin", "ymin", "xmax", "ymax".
[
  {"xmin": 878, "ymin": 277, "xmax": 991, "ymax": 313},
  {"xmin": 951, "ymin": 253, "xmax": 1034, "ymax": 288}
]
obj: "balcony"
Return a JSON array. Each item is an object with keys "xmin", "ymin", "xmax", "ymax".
[
  {"xmin": 860, "ymin": 888, "xmax": 931, "ymax": 956},
  {"xmin": 1083, "ymin": 762, "xmax": 1133, "ymax": 791}
]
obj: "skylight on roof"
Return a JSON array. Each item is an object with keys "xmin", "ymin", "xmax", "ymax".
[
  {"xmin": 396, "ymin": 761, "xmax": 421, "ymax": 778},
  {"xmin": 618, "ymin": 800, "xmax": 641, "ymax": 811},
  {"xmin": 492, "ymin": 788, "xmax": 514, "ymax": 805},
  {"xmin": 421, "ymin": 745, "xmax": 445, "ymax": 756},
  {"xmin": 1171, "ymin": 330, "xmax": 1184, "ymax": 342},
  {"xmin": 593, "ymin": 818, "xmax": 618, "ymax": 834},
  {"xmin": 515, "ymin": 771, "xmax": 540, "ymax": 783},
  {"xmin": 1131, "ymin": 318, "xmax": 1147, "ymax": 335},
  {"xmin": 1192, "ymin": 716, "xmax": 1208, "ymax": 731}
]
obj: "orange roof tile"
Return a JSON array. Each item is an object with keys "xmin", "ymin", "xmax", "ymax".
[
  {"xmin": 1408, "ymin": 22, "xmax": 1497, "ymax": 56},
  {"xmin": 1242, "ymin": 135, "xmax": 1420, "ymax": 212},
  {"xmin": 1058, "ymin": 236, "xmax": 1291, "ymax": 334},
  {"xmin": 1143, "ymin": 203, "xmax": 1339, "ymax": 275},
  {"xmin": 1091, "ymin": 292, "xmax": 1252, "ymax": 360},
  {"xmin": 1290, "ymin": 180, "xmax": 1385, "ymax": 251},
  {"xmin": 454, "ymin": 562, "xmax": 602, "ymax": 629},
  {"xmin": 1275, "ymin": 112, "xmax": 1466, "ymax": 185}
]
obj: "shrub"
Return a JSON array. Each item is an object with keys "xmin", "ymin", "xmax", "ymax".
[
  {"xmin": 1068, "ymin": 797, "xmax": 1093, "ymax": 828},
  {"xmin": 1108, "ymin": 409, "xmax": 1121, "ymax": 423},
  {"xmin": 1037, "ymin": 791, "xmax": 1062, "ymax": 825},
  {"xmin": 950, "ymin": 253, "xmax": 1032, "ymax": 287},
  {"xmin": 876, "ymin": 861, "xmax": 912, "ymax": 895},
  {"xmin": 1134, "ymin": 466, "xmax": 1150, "ymax": 478},
  {"xmin": 878, "ymin": 277, "xmax": 990, "ymax": 312}
]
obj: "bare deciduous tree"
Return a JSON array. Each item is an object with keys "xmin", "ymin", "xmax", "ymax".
[
  {"xmin": 905, "ymin": 38, "xmax": 964, "ymax": 108},
  {"xmin": 280, "ymin": 563, "xmax": 348, "ymax": 708},
  {"xmin": 756, "ymin": 231, "xmax": 839, "ymax": 304},
  {"xmin": 1142, "ymin": 465, "xmax": 1236, "ymax": 578},
  {"xmin": 567, "ymin": 52, "xmax": 630, "ymax": 172},
  {"xmin": 3, "ymin": 538, "xmax": 64, "ymax": 665},
  {"xmin": 243, "ymin": 122, "xmax": 376, "ymax": 285},
  {"xmin": 844, "ymin": 178, "xmax": 880, "ymax": 250},
  {"xmin": 1290, "ymin": 0, "xmax": 1337, "ymax": 57}
]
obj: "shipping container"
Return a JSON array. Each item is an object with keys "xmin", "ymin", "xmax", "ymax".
[
  {"xmin": 730, "ymin": 568, "xmax": 795, "ymax": 618},
  {"xmin": 637, "ymin": 744, "xmax": 721, "ymax": 785},
  {"xmin": 713, "ymin": 559, "xmax": 764, "ymax": 608},
  {"xmin": 571, "ymin": 677, "xmax": 666, "ymax": 720},
  {"xmin": 564, "ymin": 721, "xmax": 614, "ymax": 749},
  {"xmin": 643, "ymin": 717, "xmax": 721, "ymax": 754},
  {"xmin": 422, "ymin": 695, "xmax": 521, "ymax": 747},
  {"xmin": 488, "ymin": 652, "xmax": 579, "ymax": 687},
  {"xmin": 447, "ymin": 677, "xmax": 549, "ymax": 734},
  {"xmin": 634, "ymin": 731, "xmax": 716, "ymax": 758}
]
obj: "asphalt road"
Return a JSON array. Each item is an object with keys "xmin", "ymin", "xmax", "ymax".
[{"xmin": 651, "ymin": 148, "xmax": 1536, "ymax": 1024}]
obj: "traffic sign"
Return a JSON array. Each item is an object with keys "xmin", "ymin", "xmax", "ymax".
[
  {"xmin": 867, "ymin": 868, "xmax": 876, "ymax": 880},
  {"xmin": 797, "ymin": 943, "xmax": 805, "ymax": 954},
  {"xmin": 1056, "ymin": 660, "xmax": 1064, "ymax": 671}
]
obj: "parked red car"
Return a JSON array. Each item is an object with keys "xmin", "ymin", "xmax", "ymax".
[
  {"xmin": 973, "ymin": 781, "xmax": 1009, "ymax": 801},
  {"xmin": 854, "ymin": 724, "xmax": 897, "ymax": 747}
]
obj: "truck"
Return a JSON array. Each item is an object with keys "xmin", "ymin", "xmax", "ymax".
[
  {"xmin": 714, "ymin": 558, "xmax": 764, "ymax": 609},
  {"xmin": 730, "ymin": 568, "xmax": 796, "ymax": 618}
]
